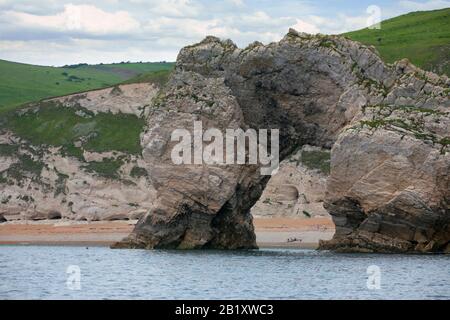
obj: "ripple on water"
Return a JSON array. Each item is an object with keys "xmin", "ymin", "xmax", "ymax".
[{"xmin": 0, "ymin": 246, "xmax": 449, "ymax": 299}]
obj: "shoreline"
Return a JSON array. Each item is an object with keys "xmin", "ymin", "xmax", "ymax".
[{"xmin": 0, "ymin": 217, "xmax": 334, "ymax": 249}]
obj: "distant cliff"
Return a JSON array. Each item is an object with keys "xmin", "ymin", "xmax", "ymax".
[{"xmin": 0, "ymin": 83, "xmax": 158, "ymax": 221}]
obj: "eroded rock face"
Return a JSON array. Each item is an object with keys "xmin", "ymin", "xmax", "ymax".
[
  {"xmin": 51, "ymin": 83, "xmax": 158, "ymax": 117},
  {"xmin": 251, "ymin": 145, "xmax": 330, "ymax": 219},
  {"xmin": 2, "ymin": 30, "xmax": 448, "ymax": 252},
  {"xmin": 117, "ymin": 30, "xmax": 449, "ymax": 252},
  {"xmin": 0, "ymin": 84, "xmax": 158, "ymax": 221},
  {"xmin": 320, "ymin": 105, "xmax": 450, "ymax": 253},
  {"xmin": 113, "ymin": 72, "xmax": 264, "ymax": 249}
]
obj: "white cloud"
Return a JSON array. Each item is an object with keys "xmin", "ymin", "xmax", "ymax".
[
  {"xmin": 399, "ymin": 0, "xmax": 450, "ymax": 11},
  {"xmin": 290, "ymin": 19, "xmax": 320, "ymax": 34},
  {"xmin": 1, "ymin": 0, "xmax": 449, "ymax": 66},
  {"xmin": 238, "ymin": 11, "xmax": 294, "ymax": 29},
  {"xmin": 0, "ymin": 38, "xmax": 178, "ymax": 66},
  {"xmin": 149, "ymin": 0, "xmax": 201, "ymax": 18},
  {"xmin": 303, "ymin": 12, "xmax": 374, "ymax": 34},
  {"xmin": 228, "ymin": 0, "xmax": 245, "ymax": 7},
  {"xmin": 143, "ymin": 15, "xmax": 283, "ymax": 47},
  {"xmin": 143, "ymin": 17, "xmax": 217, "ymax": 38},
  {"xmin": 4, "ymin": 4, "xmax": 140, "ymax": 35}
]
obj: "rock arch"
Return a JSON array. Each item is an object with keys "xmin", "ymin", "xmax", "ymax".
[{"xmin": 114, "ymin": 30, "xmax": 450, "ymax": 253}]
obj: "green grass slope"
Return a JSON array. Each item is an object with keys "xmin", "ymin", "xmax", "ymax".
[
  {"xmin": 95, "ymin": 62, "xmax": 173, "ymax": 73},
  {"xmin": 122, "ymin": 69, "xmax": 172, "ymax": 87},
  {"xmin": 0, "ymin": 60, "xmax": 174, "ymax": 114},
  {"xmin": 3, "ymin": 102, "xmax": 145, "ymax": 157},
  {"xmin": 344, "ymin": 8, "xmax": 450, "ymax": 76},
  {"xmin": 0, "ymin": 101, "xmax": 146, "ymax": 180}
]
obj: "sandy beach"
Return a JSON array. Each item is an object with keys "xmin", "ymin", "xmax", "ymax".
[
  {"xmin": 254, "ymin": 217, "xmax": 334, "ymax": 248},
  {"xmin": 0, "ymin": 217, "xmax": 334, "ymax": 249}
]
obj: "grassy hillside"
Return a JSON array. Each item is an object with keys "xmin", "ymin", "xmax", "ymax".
[
  {"xmin": 2, "ymin": 8, "xmax": 447, "ymax": 115},
  {"xmin": 344, "ymin": 8, "xmax": 450, "ymax": 76},
  {"xmin": 3, "ymin": 102, "xmax": 145, "ymax": 158},
  {"xmin": 95, "ymin": 62, "xmax": 173, "ymax": 73},
  {"xmin": 0, "ymin": 60, "xmax": 174, "ymax": 114},
  {"xmin": 122, "ymin": 69, "xmax": 172, "ymax": 87}
]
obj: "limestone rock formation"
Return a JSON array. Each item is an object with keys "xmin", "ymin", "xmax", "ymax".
[
  {"xmin": 52, "ymin": 83, "xmax": 157, "ymax": 117},
  {"xmin": 251, "ymin": 145, "xmax": 330, "ymax": 219},
  {"xmin": 320, "ymin": 104, "xmax": 450, "ymax": 252},
  {"xmin": 0, "ymin": 83, "xmax": 158, "ymax": 221},
  {"xmin": 2, "ymin": 30, "xmax": 449, "ymax": 253},
  {"xmin": 113, "ymin": 72, "xmax": 264, "ymax": 249},
  {"xmin": 116, "ymin": 30, "xmax": 449, "ymax": 252}
]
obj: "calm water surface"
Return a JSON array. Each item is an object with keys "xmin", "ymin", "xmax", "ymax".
[{"xmin": 0, "ymin": 245, "xmax": 448, "ymax": 299}]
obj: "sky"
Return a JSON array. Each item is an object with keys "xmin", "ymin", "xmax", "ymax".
[{"xmin": 0, "ymin": 0, "xmax": 449, "ymax": 66}]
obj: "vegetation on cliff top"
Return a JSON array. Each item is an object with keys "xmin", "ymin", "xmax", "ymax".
[
  {"xmin": 83, "ymin": 158, "xmax": 124, "ymax": 180},
  {"xmin": 0, "ymin": 59, "xmax": 174, "ymax": 114},
  {"xmin": 344, "ymin": 8, "xmax": 450, "ymax": 76},
  {"xmin": 122, "ymin": 69, "xmax": 172, "ymax": 87},
  {"xmin": 301, "ymin": 150, "xmax": 331, "ymax": 175},
  {"xmin": 357, "ymin": 104, "xmax": 449, "ymax": 154},
  {"xmin": 4, "ymin": 103, "xmax": 145, "ymax": 156},
  {"xmin": 2, "ymin": 153, "xmax": 45, "ymax": 185}
]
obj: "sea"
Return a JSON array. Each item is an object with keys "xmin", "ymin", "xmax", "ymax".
[{"xmin": 0, "ymin": 246, "xmax": 448, "ymax": 299}]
